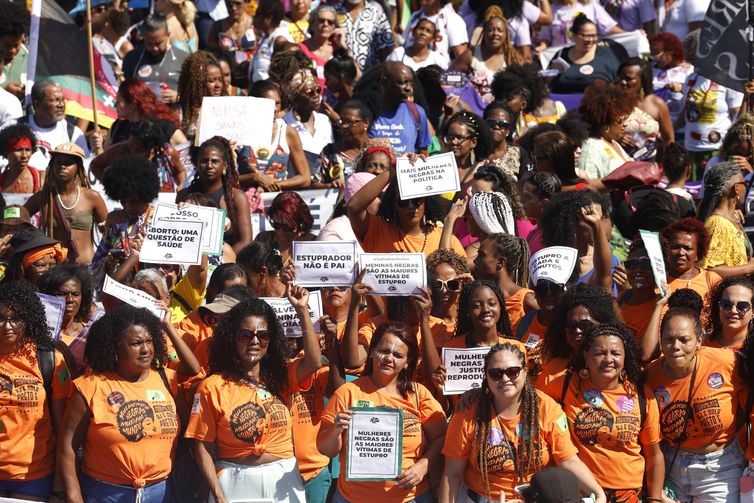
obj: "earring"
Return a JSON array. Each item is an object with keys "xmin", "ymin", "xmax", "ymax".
[
  {"xmin": 619, "ymin": 369, "xmax": 628, "ymax": 382},
  {"xmin": 579, "ymin": 368, "xmax": 590, "ymax": 379},
  {"xmin": 469, "ymin": 150, "xmax": 476, "ymax": 165},
  {"xmin": 222, "ymin": 168, "xmax": 227, "ymax": 175}
]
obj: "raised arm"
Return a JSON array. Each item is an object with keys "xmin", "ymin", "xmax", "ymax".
[
  {"xmin": 347, "ymin": 169, "xmax": 391, "ymax": 241},
  {"xmin": 341, "ymin": 270, "xmax": 372, "ymax": 370},
  {"xmin": 288, "ymin": 284, "xmax": 324, "ymax": 381}
]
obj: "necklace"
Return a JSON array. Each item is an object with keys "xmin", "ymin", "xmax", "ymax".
[
  {"xmin": 57, "ymin": 185, "xmax": 81, "ymax": 211},
  {"xmin": 395, "ymin": 225, "xmax": 428, "ymax": 253}
]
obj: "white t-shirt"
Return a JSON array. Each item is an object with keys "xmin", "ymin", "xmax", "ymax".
[
  {"xmin": 682, "ymin": 73, "xmax": 743, "ymax": 152},
  {"xmin": 283, "ymin": 110, "xmax": 333, "ymax": 156},
  {"xmin": 539, "ymin": 1, "xmax": 618, "ymax": 47},
  {"xmin": 652, "ymin": 62, "xmax": 695, "ymax": 124},
  {"xmin": 27, "ymin": 115, "xmax": 90, "ymax": 171},
  {"xmin": 459, "ymin": 0, "xmax": 539, "ymax": 46},
  {"xmin": 402, "ymin": 3, "xmax": 469, "ymax": 60},
  {"xmin": 0, "ymin": 87, "xmax": 22, "ymax": 130},
  {"xmin": 660, "ymin": 0, "xmax": 710, "ymax": 41},
  {"xmin": 250, "ymin": 24, "xmax": 295, "ymax": 83},
  {"xmin": 386, "ymin": 46, "xmax": 450, "ymax": 70}
]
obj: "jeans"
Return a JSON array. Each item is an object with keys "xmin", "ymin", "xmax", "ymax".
[
  {"xmin": 0, "ymin": 474, "xmax": 53, "ymax": 499},
  {"xmin": 81, "ymin": 473, "xmax": 174, "ymax": 503},
  {"xmin": 332, "ymin": 488, "xmax": 432, "ymax": 503},
  {"xmin": 304, "ymin": 466, "xmax": 332, "ymax": 503},
  {"xmin": 663, "ymin": 440, "xmax": 746, "ymax": 503}
]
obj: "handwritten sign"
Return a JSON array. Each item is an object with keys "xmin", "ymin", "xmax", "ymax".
[
  {"xmin": 346, "ymin": 407, "xmax": 403, "ymax": 481},
  {"xmin": 293, "ymin": 241, "xmax": 357, "ymax": 287},
  {"xmin": 396, "ymin": 152, "xmax": 460, "ymax": 199},
  {"xmin": 529, "ymin": 246, "xmax": 578, "ymax": 286},
  {"xmin": 103, "ymin": 275, "xmax": 165, "ymax": 318},
  {"xmin": 640, "ymin": 229, "xmax": 668, "ymax": 296},
  {"xmin": 442, "ymin": 347, "xmax": 492, "ymax": 395},
  {"xmin": 37, "ymin": 293, "xmax": 66, "ymax": 339},
  {"xmin": 359, "ymin": 253, "xmax": 426, "ymax": 296},
  {"xmin": 151, "ymin": 202, "xmax": 225, "ymax": 256},
  {"xmin": 140, "ymin": 219, "xmax": 204, "ymax": 265},
  {"xmin": 261, "ymin": 290, "xmax": 323, "ymax": 337},
  {"xmin": 196, "ymin": 96, "xmax": 275, "ymax": 147}
]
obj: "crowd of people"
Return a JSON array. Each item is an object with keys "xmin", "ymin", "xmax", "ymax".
[{"xmin": 2, "ymin": 0, "xmax": 754, "ymax": 501}]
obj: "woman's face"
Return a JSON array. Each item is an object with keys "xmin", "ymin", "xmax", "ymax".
[
  {"xmin": 470, "ymin": 178, "xmax": 494, "ymax": 194},
  {"xmin": 565, "ymin": 305, "xmax": 594, "ymax": 350},
  {"xmin": 605, "ymin": 115, "xmax": 627, "ymax": 141},
  {"xmin": 486, "ymin": 108, "xmax": 512, "ymax": 146},
  {"xmin": 667, "ymin": 231, "xmax": 698, "ymax": 275},
  {"xmin": 269, "ymin": 210, "xmax": 302, "ymax": 240},
  {"xmin": 55, "ymin": 278, "xmax": 83, "ymax": 319},
  {"xmin": 719, "ymin": 284, "xmax": 754, "ymax": 335},
  {"xmin": 412, "ymin": 19, "xmax": 436, "ymax": 48},
  {"xmin": 469, "ymin": 285, "xmax": 501, "ymax": 332},
  {"xmin": 295, "ymin": 79, "xmax": 321, "ymax": 112},
  {"xmin": 115, "ymin": 93, "xmax": 133, "ymax": 119},
  {"xmin": 314, "ymin": 9, "xmax": 336, "ymax": 38},
  {"xmin": 219, "ymin": 60, "xmax": 233, "ymax": 91},
  {"xmin": 732, "ymin": 172, "xmax": 746, "ymax": 205},
  {"xmin": 227, "ymin": 0, "xmax": 245, "ymax": 21},
  {"xmin": 431, "ymin": 262, "xmax": 461, "ymax": 310},
  {"xmin": 486, "ymin": 350, "xmax": 526, "ymax": 401},
  {"xmin": 338, "ymin": 107, "xmax": 368, "ymax": 143},
  {"xmin": 573, "ymin": 22, "xmax": 598, "ymax": 53},
  {"xmin": 394, "ymin": 196, "xmax": 425, "ymax": 230},
  {"xmin": 483, "ymin": 17, "xmax": 506, "ymax": 51},
  {"xmin": 7, "ymin": 143, "xmax": 32, "ymax": 170},
  {"xmin": 0, "ymin": 303, "xmax": 24, "ymax": 353},
  {"xmin": 26, "ymin": 254, "xmax": 57, "ymax": 284},
  {"xmin": 205, "ymin": 65, "xmax": 224, "ymax": 97},
  {"xmin": 473, "ymin": 238, "xmax": 498, "ymax": 280},
  {"xmin": 363, "ymin": 152, "xmax": 391, "ymax": 175},
  {"xmin": 660, "ymin": 315, "xmax": 700, "ymax": 370},
  {"xmin": 291, "ymin": 0, "xmax": 312, "ymax": 17},
  {"xmin": 445, "ymin": 122, "xmax": 477, "ymax": 161},
  {"xmin": 236, "ymin": 315, "xmax": 270, "ymax": 367},
  {"xmin": 199, "ymin": 146, "xmax": 225, "ymax": 183},
  {"xmin": 120, "ymin": 194, "xmax": 149, "ymax": 220},
  {"xmin": 52, "ymin": 154, "xmax": 79, "ymax": 184},
  {"xmin": 324, "ymin": 69, "xmax": 341, "ymax": 95},
  {"xmin": 649, "ymin": 42, "xmax": 673, "ymax": 70},
  {"xmin": 521, "ymin": 181, "xmax": 546, "ymax": 221},
  {"xmin": 626, "ymin": 247, "xmax": 653, "ymax": 291},
  {"xmin": 371, "ymin": 332, "xmax": 410, "ymax": 379},
  {"xmin": 324, "ymin": 285, "xmax": 351, "ymax": 310},
  {"xmin": 260, "ymin": 89, "xmax": 283, "ymax": 118},
  {"xmin": 584, "ymin": 335, "xmax": 624, "ymax": 386},
  {"xmin": 618, "ymin": 65, "xmax": 643, "ymax": 96},
  {"xmin": 505, "ymin": 92, "xmax": 527, "ymax": 115},
  {"xmin": 117, "ymin": 324, "xmax": 154, "ymax": 376}
]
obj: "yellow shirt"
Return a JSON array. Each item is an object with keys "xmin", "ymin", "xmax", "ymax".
[
  {"xmin": 700, "ymin": 214, "xmax": 748, "ymax": 269},
  {"xmin": 168, "ymin": 274, "xmax": 205, "ymax": 325}
]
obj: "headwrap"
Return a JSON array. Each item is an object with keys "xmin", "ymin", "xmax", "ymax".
[
  {"xmin": 3, "ymin": 137, "xmax": 32, "ymax": 158},
  {"xmin": 468, "ymin": 191, "xmax": 515, "ymax": 236},
  {"xmin": 354, "ymin": 139, "xmax": 397, "ymax": 170},
  {"xmin": 22, "ymin": 243, "xmax": 68, "ymax": 271},
  {"xmin": 283, "ymin": 70, "xmax": 318, "ymax": 99}
]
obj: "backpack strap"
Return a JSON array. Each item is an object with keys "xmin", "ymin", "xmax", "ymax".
[
  {"xmin": 636, "ymin": 375, "xmax": 647, "ymax": 429},
  {"xmin": 406, "ymin": 101, "xmax": 422, "ymax": 150},
  {"xmin": 559, "ymin": 371, "xmax": 573, "ymax": 408},
  {"xmin": 37, "ymin": 346, "xmax": 55, "ymax": 418},
  {"xmin": 515, "ymin": 310, "xmax": 537, "ymax": 341},
  {"xmin": 157, "ymin": 367, "xmax": 175, "ymax": 398}
]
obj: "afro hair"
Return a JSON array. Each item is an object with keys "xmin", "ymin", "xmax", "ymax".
[{"xmin": 102, "ymin": 155, "xmax": 161, "ymax": 204}]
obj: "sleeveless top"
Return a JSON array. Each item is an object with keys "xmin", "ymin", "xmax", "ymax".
[
  {"xmin": 623, "ymin": 106, "xmax": 660, "ymax": 161},
  {"xmin": 469, "ymin": 45, "xmax": 503, "ymax": 104},
  {"xmin": 238, "ymin": 118, "xmax": 291, "ymax": 181}
]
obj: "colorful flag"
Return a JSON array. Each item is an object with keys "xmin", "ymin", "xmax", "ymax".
[{"xmin": 26, "ymin": 0, "xmax": 118, "ymax": 127}]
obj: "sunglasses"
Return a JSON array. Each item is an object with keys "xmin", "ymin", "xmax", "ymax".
[
  {"xmin": 564, "ymin": 319, "xmax": 595, "ymax": 332},
  {"xmin": 396, "ymin": 197, "xmax": 425, "ymax": 208},
  {"xmin": 534, "ymin": 280, "xmax": 565, "ymax": 297},
  {"xmin": 719, "ymin": 299, "xmax": 752, "ymax": 313},
  {"xmin": 430, "ymin": 278, "xmax": 462, "ymax": 292},
  {"xmin": 485, "ymin": 119, "xmax": 511, "ymax": 130},
  {"xmin": 625, "ymin": 257, "xmax": 652, "ymax": 270},
  {"xmin": 237, "ymin": 328, "xmax": 270, "ymax": 346},
  {"xmin": 303, "ymin": 86, "xmax": 322, "ymax": 97},
  {"xmin": 487, "ymin": 366, "xmax": 524, "ymax": 381}
]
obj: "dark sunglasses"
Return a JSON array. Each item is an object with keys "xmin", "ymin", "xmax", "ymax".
[
  {"xmin": 487, "ymin": 366, "xmax": 524, "ymax": 381},
  {"xmin": 237, "ymin": 329, "xmax": 270, "ymax": 346},
  {"xmin": 430, "ymin": 278, "xmax": 462, "ymax": 292},
  {"xmin": 719, "ymin": 299, "xmax": 753, "ymax": 313},
  {"xmin": 625, "ymin": 257, "xmax": 652, "ymax": 270},
  {"xmin": 396, "ymin": 197, "xmax": 425, "ymax": 208},
  {"xmin": 564, "ymin": 319, "xmax": 595, "ymax": 332},
  {"xmin": 303, "ymin": 86, "xmax": 322, "ymax": 97},
  {"xmin": 486, "ymin": 119, "xmax": 511, "ymax": 130},
  {"xmin": 534, "ymin": 280, "xmax": 565, "ymax": 297}
]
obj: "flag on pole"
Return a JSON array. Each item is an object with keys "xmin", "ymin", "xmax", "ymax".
[
  {"xmin": 26, "ymin": 0, "xmax": 119, "ymax": 127},
  {"xmin": 696, "ymin": 0, "xmax": 750, "ymax": 93}
]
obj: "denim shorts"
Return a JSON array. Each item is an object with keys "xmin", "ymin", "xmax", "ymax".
[
  {"xmin": 663, "ymin": 439, "xmax": 746, "ymax": 503},
  {"xmin": 0, "ymin": 474, "xmax": 53, "ymax": 499},
  {"xmin": 81, "ymin": 473, "xmax": 174, "ymax": 503}
]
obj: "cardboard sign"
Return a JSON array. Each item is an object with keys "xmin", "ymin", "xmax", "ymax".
[
  {"xmin": 196, "ymin": 96, "xmax": 275, "ymax": 147},
  {"xmin": 261, "ymin": 290, "xmax": 323, "ymax": 337},
  {"xmin": 346, "ymin": 407, "xmax": 403, "ymax": 481},
  {"xmin": 140, "ymin": 219, "xmax": 204, "ymax": 266},
  {"xmin": 529, "ymin": 246, "xmax": 578, "ymax": 286},
  {"xmin": 292, "ymin": 241, "xmax": 357, "ymax": 287},
  {"xmin": 359, "ymin": 253, "xmax": 426, "ymax": 296},
  {"xmin": 151, "ymin": 202, "xmax": 225, "ymax": 256},
  {"xmin": 37, "ymin": 292, "xmax": 66, "ymax": 339},
  {"xmin": 396, "ymin": 152, "xmax": 460, "ymax": 199},
  {"xmin": 441, "ymin": 347, "xmax": 492, "ymax": 395},
  {"xmin": 639, "ymin": 229, "xmax": 668, "ymax": 296},
  {"xmin": 102, "ymin": 275, "xmax": 165, "ymax": 318}
]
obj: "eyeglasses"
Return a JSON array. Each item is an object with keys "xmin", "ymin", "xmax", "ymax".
[
  {"xmin": 625, "ymin": 257, "xmax": 652, "ymax": 270},
  {"xmin": 648, "ymin": 51, "xmax": 665, "ymax": 61},
  {"xmin": 0, "ymin": 316, "xmax": 23, "ymax": 328},
  {"xmin": 444, "ymin": 134, "xmax": 475, "ymax": 145},
  {"xmin": 719, "ymin": 299, "xmax": 752, "ymax": 314},
  {"xmin": 319, "ymin": 18, "xmax": 335, "ymax": 25},
  {"xmin": 486, "ymin": 119, "xmax": 511, "ymax": 130},
  {"xmin": 303, "ymin": 86, "xmax": 322, "ymax": 97},
  {"xmin": 487, "ymin": 366, "xmax": 524, "ymax": 381},
  {"xmin": 430, "ymin": 278, "xmax": 462, "ymax": 292},
  {"xmin": 534, "ymin": 280, "xmax": 565, "ymax": 297},
  {"xmin": 338, "ymin": 118, "xmax": 363, "ymax": 128},
  {"xmin": 564, "ymin": 319, "xmax": 595, "ymax": 332},
  {"xmin": 237, "ymin": 328, "xmax": 270, "ymax": 346},
  {"xmin": 396, "ymin": 197, "xmax": 425, "ymax": 208},
  {"xmin": 576, "ymin": 33, "xmax": 598, "ymax": 40}
]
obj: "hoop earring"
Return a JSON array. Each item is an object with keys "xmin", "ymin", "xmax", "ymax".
[
  {"xmin": 579, "ymin": 368, "xmax": 590, "ymax": 379},
  {"xmin": 619, "ymin": 369, "xmax": 628, "ymax": 383}
]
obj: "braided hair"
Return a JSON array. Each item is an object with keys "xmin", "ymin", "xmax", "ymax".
[
  {"xmin": 486, "ymin": 233, "xmax": 530, "ymax": 287},
  {"xmin": 522, "ymin": 171, "xmax": 561, "ymax": 199},
  {"xmin": 177, "ymin": 51, "xmax": 224, "ymax": 131},
  {"xmin": 469, "ymin": 191, "xmax": 515, "ymax": 236},
  {"xmin": 473, "ymin": 342, "xmax": 541, "ymax": 496},
  {"xmin": 442, "ymin": 111, "xmax": 493, "ymax": 162},
  {"xmin": 572, "ymin": 322, "xmax": 643, "ymax": 389},
  {"xmin": 39, "ymin": 148, "xmax": 91, "ymax": 241},
  {"xmin": 698, "ymin": 161, "xmax": 741, "ymax": 222},
  {"xmin": 454, "ymin": 280, "xmax": 514, "ymax": 340}
]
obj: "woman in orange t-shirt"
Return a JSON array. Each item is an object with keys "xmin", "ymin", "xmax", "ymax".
[
  {"xmin": 646, "ymin": 308, "xmax": 746, "ymax": 502},
  {"xmin": 547, "ymin": 323, "xmax": 665, "ymax": 502},
  {"xmin": 427, "ymin": 249, "xmax": 473, "ymax": 349},
  {"xmin": 186, "ymin": 290, "xmax": 322, "ymax": 503},
  {"xmin": 660, "ymin": 217, "xmax": 722, "ymax": 299},
  {"xmin": 703, "ymin": 276, "xmax": 754, "ymax": 350},
  {"xmin": 59, "ymin": 304, "xmax": 200, "ymax": 503},
  {"xmin": 318, "ymin": 322, "xmax": 448, "ymax": 503},
  {"xmin": 0, "ymin": 282, "xmax": 71, "ymax": 502},
  {"xmin": 440, "ymin": 342, "xmax": 605, "ymax": 502}
]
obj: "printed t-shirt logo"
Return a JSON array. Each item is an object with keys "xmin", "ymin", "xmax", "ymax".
[
  {"xmin": 485, "ymin": 427, "xmax": 516, "ymax": 473},
  {"xmin": 147, "ymin": 389, "xmax": 166, "ymax": 402},
  {"xmin": 572, "ymin": 406, "xmax": 614, "ymax": 445},
  {"xmin": 229, "ymin": 402, "xmax": 268, "ymax": 444},
  {"xmin": 116, "ymin": 400, "xmax": 158, "ymax": 442},
  {"xmin": 107, "ymin": 391, "xmax": 126, "ymax": 410},
  {"xmin": 659, "ymin": 401, "xmax": 690, "ymax": 443},
  {"xmin": 583, "ymin": 389, "xmax": 605, "ymax": 407}
]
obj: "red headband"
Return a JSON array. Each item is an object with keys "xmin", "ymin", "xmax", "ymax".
[
  {"xmin": 363, "ymin": 146, "xmax": 395, "ymax": 164},
  {"xmin": 3, "ymin": 137, "xmax": 32, "ymax": 158}
]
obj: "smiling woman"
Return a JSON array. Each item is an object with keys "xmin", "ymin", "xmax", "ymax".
[{"xmin": 704, "ymin": 276, "xmax": 754, "ymax": 350}]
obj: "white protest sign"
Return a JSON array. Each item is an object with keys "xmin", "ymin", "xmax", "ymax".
[
  {"xmin": 151, "ymin": 202, "xmax": 225, "ymax": 256},
  {"xmin": 36, "ymin": 293, "xmax": 66, "ymax": 339},
  {"xmin": 292, "ymin": 241, "xmax": 357, "ymax": 287},
  {"xmin": 196, "ymin": 96, "xmax": 275, "ymax": 148},
  {"xmin": 396, "ymin": 152, "xmax": 460, "ymax": 199},
  {"xmin": 529, "ymin": 246, "xmax": 578, "ymax": 286},
  {"xmin": 103, "ymin": 276, "xmax": 165, "ymax": 318},
  {"xmin": 261, "ymin": 290, "xmax": 323, "ymax": 337},
  {"xmin": 639, "ymin": 229, "xmax": 668, "ymax": 296},
  {"xmin": 441, "ymin": 347, "xmax": 492, "ymax": 395},
  {"xmin": 359, "ymin": 253, "xmax": 426, "ymax": 296},
  {"xmin": 346, "ymin": 407, "xmax": 403, "ymax": 481},
  {"xmin": 140, "ymin": 219, "xmax": 204, "ymax": 265}
]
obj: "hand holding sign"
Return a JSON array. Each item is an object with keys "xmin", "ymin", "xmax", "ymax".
[
  {"xmin": 396, "ymin": 152, "xmax": 460, "ymax": 199},
  {"xmin": 359, "ymin": 253, "xmax": 427, "ymax": 296}
]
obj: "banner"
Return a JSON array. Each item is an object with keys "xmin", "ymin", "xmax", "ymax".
[
  {"xmin": 261, "ymin": 290, "xmax": 323, "ymax": 337},
  {"xmin": 696, "ymin": 0, "xmax": 749, "ymax": 92},
  {"xmin": 151, "ymin": 202, "xmax": 225, "ymax": 256},
  {"xmin": 292, "ymin": 241, "xmax": 358, "ymax": 287},
  {"xmin": 346, "ymin": 407, "xmax": 403, "ymax": 481},
  {"xmin": 441, "ymin": 347, "xmax": 491, "ymax": 395},
  {"xmin": 196, "ymin": 96, "xmax": 275, "ymax": 148},
  {"xmin": 396, "ymin": 152, "xmax": 460, "ymax": 199},
  {"xmin": 359, "ymin": 253, "xmax": 426, "ymax": 296}
]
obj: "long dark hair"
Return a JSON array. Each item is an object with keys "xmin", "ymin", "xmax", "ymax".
[
  {"xmin": 454, "ymin": 280, "xmax": 513, "ymax": 340},
  {"xmin": 363, "ymin": 322, "xmax": 419, "ymax": 399},
  {"xmin": 705, "ymin": 276, "xmax": 754, "ymax": 342},
  {"xmin": 571, "ymin": 322, "xmax": 643, "ymax": 387}
]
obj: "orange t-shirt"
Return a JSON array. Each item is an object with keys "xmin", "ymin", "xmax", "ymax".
[
  {"xmin": 516, "ymin": 312, "xmax": 548, "ymax": 377},
  {"xmin": 177, "ymin": 311, "xmax": 214, "ymax": 352},
  {"xmin": 360, "ymin": 217, "xmax": 466, "ymax": 258},
  {"xmin": 618, "ymin": 293, "xmax": 658, "ymax": 343},
  {"xmin": 441, "ymin": 334, "xmax": 527, "ymax": 354},
  {"xmin": 702, "ymin": 337, "xmax": 744, "ymax": 351},
  {"xmin": 185, "ymin": 367, "xmax": 299, "ymax": 460},
  {"xmin": 321, "ymin": 377, "xmax": 446, "ymax": 502},
  {"xmin": 668, "ymin": 270, "xmax": 722, "ymax": 299},
  {"xmin": 0, "ymin": 346, "xmax": 71, "ymax": 480},
  {"xmin": 442, "ymin": 390, "xmax": 577, "ymax": 500},
  {"xmin": 645, "ymin": 347, "xmax": 740, "ymax": 450},
  {"xmin": 506, "ymin": 288, "xmax": 534, "ymax": 331},
  {"xmin": 534, "ymin": 357, "xmax": 570, "ymax": 397},
  {"xmin": 74, "ymin": 368, "xmax": 179, "ymax": 486},
  {"xmin": 551, "ymin": 374, "xmax": 661, "ymax": 489},
  {"xmin": 289, "ymin": 364, "xmax": 330, "ymax": 481}
]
